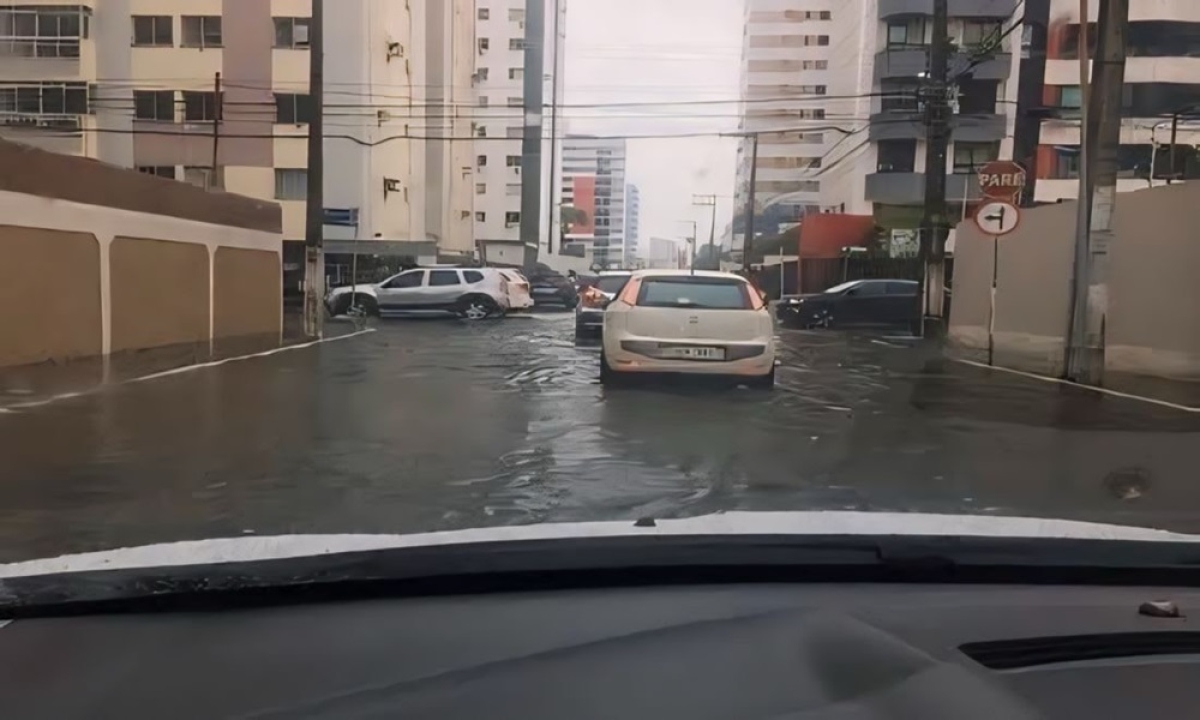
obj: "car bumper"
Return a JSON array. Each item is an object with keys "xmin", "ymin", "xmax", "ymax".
[{"xmin": 602, "ymin": 336, "xmax": 776, "ymax": 377}]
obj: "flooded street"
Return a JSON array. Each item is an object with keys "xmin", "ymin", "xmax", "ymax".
[{"xmin": 4, "ymin": 314, "xmax": 1200, "ymax": 563}]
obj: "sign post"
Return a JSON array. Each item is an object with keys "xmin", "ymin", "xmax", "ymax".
[{"xmin": 974, "ymin": 162, "xmax": 1026, "ymax": 367}]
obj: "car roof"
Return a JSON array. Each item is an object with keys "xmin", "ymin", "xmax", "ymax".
[
  {"xmin": 599, "ymin": 270, "xmax": 632, "ymax": 276},
  {"xmin": 630, "ymin": 269, "xmax": 747, "ymax": 280}
]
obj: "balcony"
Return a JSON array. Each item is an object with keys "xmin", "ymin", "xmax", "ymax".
[
  {"xmin": 865, "ymin": 172, "xmax": 980, "ymax": 205},
  {"xmin": 878, "ymin": 0, "xmax": 1016, "ymax": 20},
  {"xmin": 874, "ymin": 47, "xmax": 1011, "ymax": 81},
  {"xmin": 868, "ymin": 111, "xmax": 1006, "ymax": 142}
]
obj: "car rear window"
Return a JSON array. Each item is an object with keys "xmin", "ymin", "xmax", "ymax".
[
  {"xmin": 636, "ymin": 277, "xmax": 753, "ymax": 310},
  {"xmin": 463, "ymin": 270, "xmax": 485, "ymax": 284},
  {"xmin": 595, "ymin": 275, "xmax": 630, "ymax": 294}
]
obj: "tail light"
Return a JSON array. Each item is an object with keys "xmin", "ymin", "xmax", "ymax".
[{"xmin": 581, "ymin": 288, "xmax": 607, "ymax": 308}]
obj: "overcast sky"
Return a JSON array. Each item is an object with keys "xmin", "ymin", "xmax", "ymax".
[{"xmin": 561, "ymin": 0, "xmax": 743, "ymax": 248}]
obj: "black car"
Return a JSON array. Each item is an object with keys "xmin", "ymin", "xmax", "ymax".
[
  {"xmin": 527, "ymin": 269, "xmax": 579, "ymax": 308},
  {"xmin": 776, "ymin": 279, "xmax": 918, "ymax": 329}
]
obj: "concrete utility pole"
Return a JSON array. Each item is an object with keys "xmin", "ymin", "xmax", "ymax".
[
  {"xmin": 1066, "ymin": 0, "xmax": 1128, "ymax": 384},
  {"xmin": 545, "ymin": 0, "xmax": 562, "ymax": 255},
  {"xmin": 918, "ymin": 0, "xmax": 951, "ymax": 337},
  {"xmin": 210, "ymin": 72, "xmax": 221, "ymax": 184},
  {"xmin": 302, "ymin": 0, "xmax": 325, "ymax": 338},
  {"xmin": 692, "ymin": 194, "xmax": 717, "ymax": 269},
  {"xmin": 742, "ymin": 132, "xmax": 759, "ymax": 274},
  {"xmin": 519, "ymin": 0, "xmax": 546, "ymax": 272}
]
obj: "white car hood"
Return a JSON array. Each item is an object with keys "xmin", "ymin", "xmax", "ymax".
[{"xmin": 2, "ymin": 511, "xmax": 1197, "ymax": 580}]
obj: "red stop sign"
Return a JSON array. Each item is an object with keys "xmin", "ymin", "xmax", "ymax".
[{"xmin": 977, "ymin": 160, "xmax": 1026, "ymax": 200}]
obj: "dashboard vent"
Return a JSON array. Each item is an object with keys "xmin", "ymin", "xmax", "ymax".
[{"xmin": 962, "ymin": 632, "xmax": 1200, "ymax": 670}]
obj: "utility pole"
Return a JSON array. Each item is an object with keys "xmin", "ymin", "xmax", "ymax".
[
  {"xmin": 742, "ymin": 132, "xmax": 759, "ymax": 274},
  {"xmin": 544, "ymin": 0, "xmax": 562, "ymax": 255},
  {"xmin": 1065, "ymin": 0, "xmax": 1128, "ymax": 384},
  {"xmin": 692, "ymin": 194, "xmax": 717, "ymax": 269},
  {"xmin": 519, "ymin": 0, "xmax": 546, "ymax": 272},
  {"xmin": 302, "ymin": 0, "xmax": 325, "ymax": 338},
  {"xmin": 210, "ymin": 72, "xmax": 221, "ymax": 187},
  {"xmin": 918, "ymin": 0, "xmax": 951, "ymax": 337}
]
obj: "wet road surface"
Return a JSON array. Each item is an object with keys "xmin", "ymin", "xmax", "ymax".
[{"xmin": 4, "ymin": 314, "xmax": 1200, "ymax": 563}]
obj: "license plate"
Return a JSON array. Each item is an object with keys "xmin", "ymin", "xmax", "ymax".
[{"xmin": 661, "ymin": 346, "xmax": 724, "ymax": 361}]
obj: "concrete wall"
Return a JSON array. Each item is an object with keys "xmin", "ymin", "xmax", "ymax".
[
  {"xmin": 949, "ymin": 183, "xmax": 1200, "ymax": 379},
  {"xmin": 0, "ymin": 139, "xmax": 282, "ymax": 369}
]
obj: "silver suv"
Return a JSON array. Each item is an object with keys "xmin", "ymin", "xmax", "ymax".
[{"xmin": 325, "ymin": 267, "xmax": 518, "ymax": 320}]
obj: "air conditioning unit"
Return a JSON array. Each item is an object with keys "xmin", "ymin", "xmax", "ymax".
[{"xmin": 513, "ymin": 166, "xmax": 521, "ymax": 174}]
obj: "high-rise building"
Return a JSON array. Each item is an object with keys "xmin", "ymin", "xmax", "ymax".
[
  {"xmin": 735, "ymin": 0, "xmax": 834, "ymax": 236},
  {"xmin": 471, "ymin": 0, "xmax": 568, "ymax": 260},
  {"xmin": 0, "ymin": 0, "xmax": 476, "ymax": 278},
  {"xmin": 623, "ymin": 183, "xmax": 640, "ymax": 265},
  {"xmin": 820, "ymin": 0, "xmax": 1022, "ymax": 236},
  {"xmin": 1035, "ymin": 0, "xmax": 1200, "ymax": 203},
  {"xmin": 562, "ymin": 135, "xmax": 627, "ymax": 268}
]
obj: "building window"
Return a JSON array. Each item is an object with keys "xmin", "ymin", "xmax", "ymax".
[
  {"xmin": 509, "ymin": 8, "xmax": 526, "ymax": 21},
  {"xmin": 476, "ymin": 124, "xmax": 487, "ymax": 137},
  {"xmin": 274, "ymin": 93, "xmax": 312, "ymax": 124},
  {"xmin": 1058, "ymin": 85, "xmax": 1083, "ymax": 109},
  {"xmin": 506, "ymin": 96, "xmax": 522, "ymax": 107},
  {"xmin": 475, "ymin": 211, "xmax": 486, "ymax": 222},
  {"xmin": 476, "ymin": 67, "xmax": 489, "ymax": 81},
  {"xmin": 133, "ymin": 90, "xmax": 174, "ymax": 121},
  {"xmin": 181, "ymin": 15, "xmax": 222, "ymax": 48},
  {"xmin": 506, "ymin": 155, "xmax": 521, "ymax": 166},
  {"xmin": 508, "ymin": 67, "xmax": 523, "ymax": 80},
  {"xmin": 876, "ymin": 139, "xmax": 916, "ymax": 173},
  {"xmin": 274, "ymin": 169, "xmax": 307, "ymax": 200},
  {"xmin": 509, "ymin": 38, "xmax": 525, "ymax": 50},
  {"xmin": 0, "ymin": 5, "xmax": 88, "ymax": 57},
  {"xmin": 273, "ymin": 17, "xmax": 310, "ymax": 49},
  {"xmin": 505, "ymin": 211, "xmax": 520, "ymax": 226},
  {"xmin": 506, "ymin": 126, "xmax": 522, "ymax": 139},
  {"xmin": 475, "ymin": 182, "xmax": 487, "ymax": 194},
  {"xmin": 478, "ymin": 8, "xmax": 489, "ymax": 20},
  {"xmin": 478, "ymin": 37, "xmax": 489, "ymax": 52},
  {"xmin": 887, "ymin": 18, "xmax": 927, "ymax": 47},
  {"xmin": 182, "ymin": 91, "xmax": 219, "ymax": 121},
  {"xmin": 477, "ymin": 154, "xmax": 488, "ymax": 167},
  {"xmin": 184, "ymin": 166, "xmax": 223, "ymax": 190},
  {"xmin": 131, "ymin": 15, "xmax": 172, "ymax": 47},
  {"xmin": 961, "ymin": 20, "xmax": 1003, "ymax": 49},
  {"xmin": 958, "ymin": 79, "xmax": 998, "ymax": 114},
  {"xmin": 880, "ymin": 82, "xmax": 920, "ymax": 112},
  {"xmin": 952, "ymin": 141, "xmax": 1000, "ymax": 174},
  {"xmin": 506, "ymin": 183, "xmax": 521, "ymax": 196},
  {"xmin": 0, "ymin": 82, "xmax": 89, "ymax": 116},
  {"xmin": 137, "ymin": 165, "xmax": 176, "ymax": 179}
]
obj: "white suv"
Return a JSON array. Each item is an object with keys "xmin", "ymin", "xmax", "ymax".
[
  {"xmin": 601, "ymin": 270, "xmax": 776, "ymax": 387},
  {"xmin": 325, "ymin": 267, "xmax": 530, "ymax": 320}
]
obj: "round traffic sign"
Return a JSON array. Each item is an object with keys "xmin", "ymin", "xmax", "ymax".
[
  {"xmin": 977, "ymin": 160, "xmax": 1026, "ymax": 200},
  {"xmin": 973, "ymin": 200, "xmax": 1021, "ymax": 237}
]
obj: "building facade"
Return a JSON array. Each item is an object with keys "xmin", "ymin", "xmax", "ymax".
[
  {"xmin": 1035, "ymin": 0, "xmax": 1200, "ymax": 203},
  {"xmin": 0, "ymin": 0, "xmax": 476, "ymax": 282},
  {"xmin": 820, "ymin": 0, "xmax": 1022, "ymax": 238},
  {"xmin": 623, "ymin": 183, "xmax": 640, "ymax": 265},
  {"xmin": 562, "ymin": 135, "xmax": 627, "ymax": 268},
  {"xmin": 471, "ymin": 0, "xmax": 567, "ymax": 261},
  {"xmin": 735, "ymin": 0, "xmax": 835, "ymax": 235}
]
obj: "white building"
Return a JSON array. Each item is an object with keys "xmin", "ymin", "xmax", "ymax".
[
  {"xmin": 820, "ymin": 0, "xmax": 1021, "ymax": 233},
  {"xmin": 471, "ymin": 0, "xmax": 568, "ymax": 265},
  {"xmin": 623, "ymin": 183, "xmax": 641, "ymax": 264},
  {"xmin": 646, "ymin": 237, "xmax": 681, "ymax": 269},
  {"xmin": 562, "ymin": 135, "xmax": 628, "ymax": 268},
  {"xmin": 735, "ymin": 0, "xmax": 835, "ymax": 230},
  {"xmin": 1035, "ymin": 0, "xmax": 1200, "ymax": 203}
]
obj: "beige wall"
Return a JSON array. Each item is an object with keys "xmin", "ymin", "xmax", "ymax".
[
  {"xmin": 110, "ymin": 237, "xmax": 211, "ymax": 353},
  {"xmin": 950, "ymin": 183, "xmax": 1200, "ymax": 379},
  {"xmin": 213, "ymin": 247, "xmax": 282, "ymax": 339},
  {"xmin": 0, "ymin": 227, "xmax": 103, "ymax": 367}
]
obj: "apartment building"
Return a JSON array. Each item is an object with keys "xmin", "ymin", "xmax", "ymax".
[
  {"xmin": 623, "ymin": 183, "xmax": 640, "ymax": 265},
  {"xmin": 561, "ymin": 135, "xmax": 627, "ymax": 268},
  {"xmin": 1035, "ymin": 0, "xmax": 1200, "ymax": 203},
  {"xmin": 472, "ymin": 0, "xmax": 567, "ymax": 256},
  {"xmin": 734, "ymin": 0, "xmax": 835, "ymax": 233},
  {"xmin": 820, "ymin": 0, "xmax": 1022, "ymax": 237},
  {"xmin": 0, "ymin": 0, "xmax": 476, "ymax": 278}
]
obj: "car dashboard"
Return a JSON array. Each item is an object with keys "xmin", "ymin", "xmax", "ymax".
[{"xmin": 2, "ymin": 581, "xmax": 1197, "ymax": 719}]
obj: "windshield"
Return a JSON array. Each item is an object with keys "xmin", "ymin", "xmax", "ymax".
[
  {"xmin": 595, "ymin": 275, "xmax": 631, "ymax": 294},
  {"xmin": 3, "ymin": 0, "xmax": 1199, "ymax": 580}
]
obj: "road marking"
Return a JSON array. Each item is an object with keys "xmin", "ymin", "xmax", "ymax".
[
  {"xmin": 949, "ymin": 358, "xmax": 1200, "ymax": 414},
  {"xmin": 870, "ymin": 339, "xmax": 907, "ymax": 348},
  {"xmin": 1, "ymin": 329, "xmax": 376, "ymax": 414}
]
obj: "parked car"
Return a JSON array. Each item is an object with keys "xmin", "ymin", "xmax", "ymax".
[
  {"xmin": 497, "ymin": 269, "xmax": 535, "ymax": 312},
  {"xmin": 775, "ymin": 279, "xmax": 918, "ymax": 329},
  {"xmin": 575, "ymin": 271, "xmax": 632, "ymax": 337},
  {"xmin": 528, "ymin": 268, "xmax": 578, "ymax": 308},
  {"xmin": 325, "ymin": 267, "xmax": 516, "ymax": 320},
  {"xmin": 600, "ymin": 270, "xmax": 776, "ymax": 388}
]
